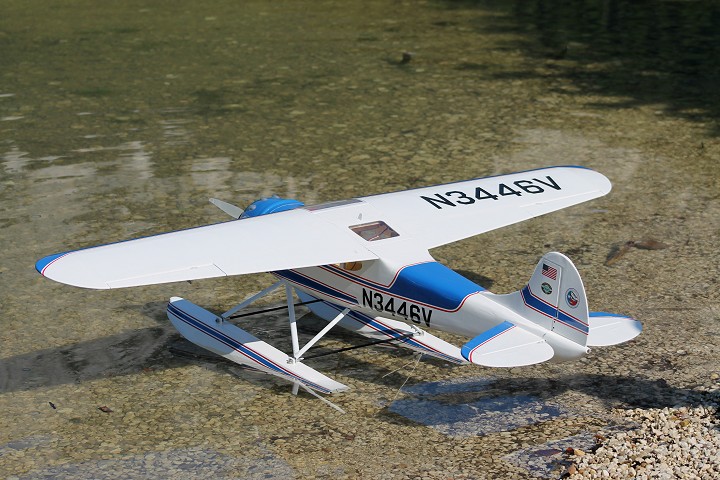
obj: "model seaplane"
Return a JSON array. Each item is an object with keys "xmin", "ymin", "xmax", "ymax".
[{"xmin": 36, "ymin": 166, "xmax": 641, "ymax": 398}]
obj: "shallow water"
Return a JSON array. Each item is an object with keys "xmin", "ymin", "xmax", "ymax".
[{"xmin": 2, "ymin": 1, "xmax": 719, "ymax": 478}]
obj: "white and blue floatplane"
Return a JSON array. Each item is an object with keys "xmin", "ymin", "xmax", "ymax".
[{"xmin": 36, "ymin": 166, "xmax": 641, "ymax": 399}]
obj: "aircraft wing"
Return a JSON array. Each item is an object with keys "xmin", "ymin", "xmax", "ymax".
[
  {"xmin": 358, "ymin": 166, "xmax": 611, "ymax": 250},
  {"xmin": 37, "ymin": 166, "xmax": 609, "ymax": 290},
  {"xmin": 36, "ymin": 208, "xmax": 377, "ymax": 289}
]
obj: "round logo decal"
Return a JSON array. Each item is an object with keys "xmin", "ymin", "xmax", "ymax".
[
  {"xmin": 541, "ymin": 282, "xmax": 553, "ymax": 295},
  {"xmin": 565, "ymin": 288, "xmax": 579, "ymax": 308}
]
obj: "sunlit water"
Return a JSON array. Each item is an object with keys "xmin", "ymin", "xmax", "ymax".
[{"xmin": 2, "ymin": 1, "xmax": 719, "ymax": 478}]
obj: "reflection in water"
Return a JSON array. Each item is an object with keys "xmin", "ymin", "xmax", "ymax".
[
  {"xmin": 1, "ymin": 148, "xmax": 63, "ymax": 175},
  {"xmin": 390, "ymin": 378, "xmax": 568, "ymax": 437},
  {"xmin": 480, "ymin": 0, "xmax": 720, "ymax": 131},
  {"xmin": 31, "ymin": 163, "xmax": 97, "ymax": 182},
  {"xmin": 118, "ymin": 141, "xmax": 153, "ymax": 180},
  {"xmin": 160, "ymin": 117, "xmax": 192, "ymax": 146},
  {"xmin": 190, "ymin": 156, "xmax": 232, "ymax": 190},
  {"xmin": 12, "ymin": 448, "xmax": 295, "ymax": 480},
  {"xmin": 1, "ymin": 147, "xmax": 31, "ymax": 174}
]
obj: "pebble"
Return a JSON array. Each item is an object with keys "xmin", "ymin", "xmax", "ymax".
[{"xmin": 569, "ymin": 405, "xmax": 720, "ymax": 479}]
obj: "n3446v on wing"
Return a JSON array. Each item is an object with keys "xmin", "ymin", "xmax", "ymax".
[{"xmin": 36, "ymin": 166, "xmax": 641, "ymax": 397}]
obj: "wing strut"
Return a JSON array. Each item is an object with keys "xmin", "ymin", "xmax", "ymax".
[
  {"xmin": 218, "ymin": 280, "xmax": 350, "ymax": 363},
  {"xmin": 284, "ymin": 283, "xmax": 350, "ymax": 362},
  {"xmin": 287, "ymin": 283, "xmax": 300, "ymax": 359},
  {"xmin": 221, "ymin": 281, "xmax": 284, "ymax": 319},
  {"xmin": 219, "ymin": 280, "xmax": 352, "ymax": 364},
  {"xmin": 295, "ymin": 305, "xmax": 350, "ymax": 360}
]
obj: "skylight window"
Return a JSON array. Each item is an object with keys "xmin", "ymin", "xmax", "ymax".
[{"xmin": 349, "ymin": 221, "xmax": 399, "ymax": 241}]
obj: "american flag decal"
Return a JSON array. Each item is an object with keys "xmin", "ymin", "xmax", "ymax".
[{"xmin": 542, "ymin": 263, "xmax": 558, "ymax": 280}]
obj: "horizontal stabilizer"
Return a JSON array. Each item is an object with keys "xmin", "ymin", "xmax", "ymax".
[
  {"xmin": 461, "ymin": 321, "xmax": 554, "ymax": 367},
  {"xmin": 167, "ymin": 297, "xmax": 348, "ymax": 394},
  {"xmin": 587, "ymin": 312, "xmax": 642, "ymax": 346}
]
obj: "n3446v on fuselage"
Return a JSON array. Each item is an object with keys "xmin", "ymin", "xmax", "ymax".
[{"xmin": 36, "ymin": 166, "xmax": 642, "ymax": 396}]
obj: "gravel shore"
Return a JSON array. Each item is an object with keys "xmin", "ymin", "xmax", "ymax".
[{"xmin": 567, "ymin": 392, "xmax": 720, "ymax": 479}]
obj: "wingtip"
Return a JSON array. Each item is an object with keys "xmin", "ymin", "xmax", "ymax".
[
  {"xmin": 35, "ymin": 250, "xmax": 112, "ymax": 289},
  {"xmin": 565, "ymin": 165, "xmax": 612, "ymax": 196},
  {"xmin": 35, "ymin": 252, "xmax": 70, "ymax": 276}
]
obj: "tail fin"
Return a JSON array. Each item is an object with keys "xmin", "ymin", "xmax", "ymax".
[{"xmin": 495, "ymin": 252, "xmax": 589, "ymax": 347}]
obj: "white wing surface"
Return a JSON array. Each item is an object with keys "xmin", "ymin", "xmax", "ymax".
[
  {"xmin": 356, "ymin": 166, "xmax": 611, "ymax": 249},
  {"xmin": 37, "ymin": 209, "xmax": 377, "ymax": 289},
  {"xmin": 37, "ymin": 166, "xmax": 610, "ymax": 290}
]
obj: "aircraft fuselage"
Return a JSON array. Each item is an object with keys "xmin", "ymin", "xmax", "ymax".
[{"xmin": 275, "ymin": 258, "xmax": 589, "ymax": 362}]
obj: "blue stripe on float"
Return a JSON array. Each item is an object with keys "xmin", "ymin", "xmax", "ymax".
[
  {"xmin": 317, "ymin": 297, "xmax": 464, "ymax": 364},
  {"xmin": 167, "ymin": 303, "xmax": 332, "ymax": 393}
]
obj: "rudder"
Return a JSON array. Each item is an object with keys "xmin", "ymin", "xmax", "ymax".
[{"xmin": 496, "ymin": 252, "xmax": 589, "ymax": 347}]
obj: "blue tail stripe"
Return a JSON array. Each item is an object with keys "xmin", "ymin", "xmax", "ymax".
[
  {"xmin": 557, "ymin": 310, "xmax": 589, "ymax": 332},
  {"xmin": 461, "ymin": 321, "xmax": 515, "ymax": 361},
  {"xmin": 590, "ymin": 311, "xmax": 633, "ymax": 319},
  {"xmin": 521, "ymin": 286, "xmax": 557, "ymax": 318},
  {"xmin": 522, "ymin": 286, "xmax": 589, "ymax": 333}
]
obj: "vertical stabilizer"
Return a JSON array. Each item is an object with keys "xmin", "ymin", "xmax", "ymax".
[{"xmin": 494, "ymin": 252, "xmax": 589, "ymax": 346}]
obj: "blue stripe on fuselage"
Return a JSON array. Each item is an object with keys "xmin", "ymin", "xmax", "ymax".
[
  {"xmin": 274, "ymin": 269, "xmax": 357, "ymax": 304},
  {"xmin": 326, "ymin": 262, "xmax": 484, "ymax": 311}
]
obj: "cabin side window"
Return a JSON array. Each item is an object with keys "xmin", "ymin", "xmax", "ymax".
[
  {"xmin": 349, "ymin": 221, "xmax": 399, "ymax": 242},
  {"xmin": 332, "ymin": 262, "xmax": 363, "ymax": 271}
]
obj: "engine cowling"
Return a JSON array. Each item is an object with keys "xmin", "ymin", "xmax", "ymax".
[{"xmin": 240, "ymin": 196, "xmax": 305, "ymax": 218}]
